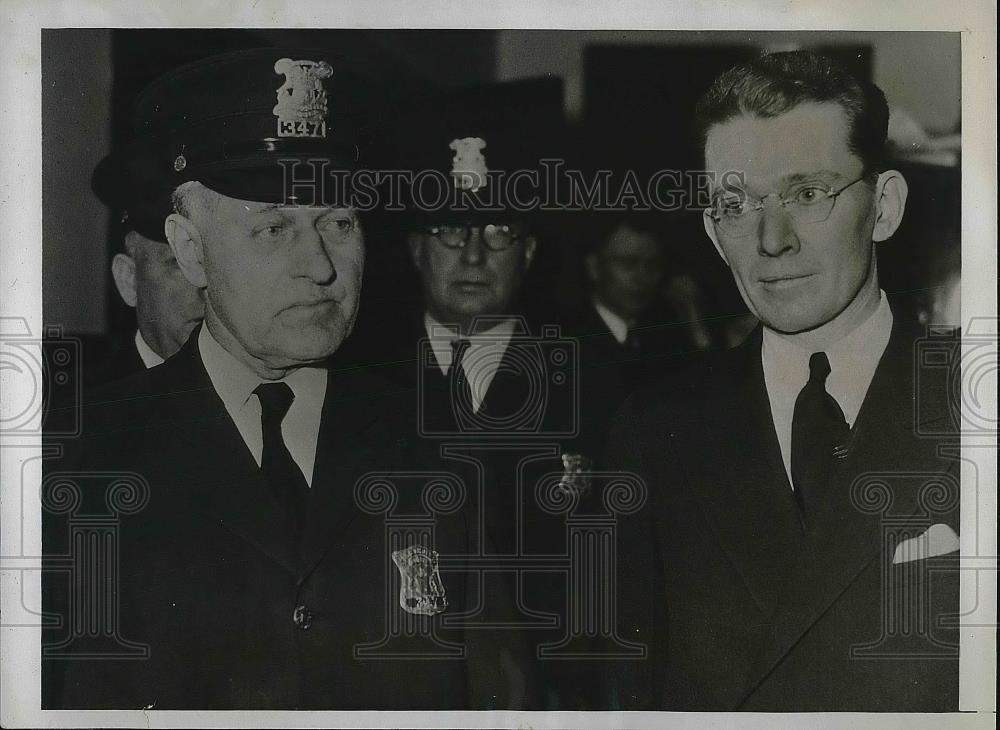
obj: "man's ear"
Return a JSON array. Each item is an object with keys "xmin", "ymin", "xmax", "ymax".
[
  {"xmin": 702, "ymin": 209, "xmax": 730, "ymax": 266},
  {"xmin": 111, "ymin": 252, "xmax": 137, "ymax": 308},
  {"xmin": 165, "ymin": 213, "xmax": 208, "ymax": 288},
  {"xmin": 871, "ymin": 170, "xmax": 909, "ymax": 243},
  {"xmin": 406, "ymin": 232, "xmax": 424, "ymax": 269},
  {"xmin": 523, "ymin": 235, "xmax": 538, "ymax": 269}
]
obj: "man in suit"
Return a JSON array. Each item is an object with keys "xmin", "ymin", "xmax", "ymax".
[
  {"xmin": 573, "ymin": 211, "xmax": 697, "ymax": 394},
  {"xmin": 43, "ymin": 48, "xmax": 520, "ymax": 709},
  {"xmin": 606, "ymin": 50, "xmax": 960, "ymax": 711}
]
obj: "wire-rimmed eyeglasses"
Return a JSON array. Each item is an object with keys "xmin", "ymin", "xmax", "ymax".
[
  {"xmin": 422, "ymin": 223, "xmax": 524, "ymax": 251},
  {"xmin": 707, "ymin": 175, "xmax": 869, "ymax": 237}
]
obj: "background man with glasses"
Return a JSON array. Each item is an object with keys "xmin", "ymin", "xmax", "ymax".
[
  {"xmin": 605, "ymin": 50, "xmax": 960, "ymax": 711},
  {"xmin": 371, "ymin": 80, "xmax": 618, "ymax": 709}
]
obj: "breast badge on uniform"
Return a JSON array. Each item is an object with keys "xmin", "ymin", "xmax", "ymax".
[
  {"xmin": 557, "ymin": 452, "xmax": 593, "ymax": 497},
  {"xmin": 273, "ymin": 58, "xmax": 333, "ymax": 139},
  {"xmin": 449, "ymin": 136, "xmax": 488, "ymax": 192},
  {"xmin": 391, "ymin": 544, "xmax": 448, "ymax": 616}
]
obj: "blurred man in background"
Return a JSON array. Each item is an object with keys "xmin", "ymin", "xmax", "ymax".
[
  {"xmin": 91, "ymin": 142, "xmax": 205, "ymax": 385},
  {"xmin": 576, "ymin": 212, "xmax": 694, "ymax": 392},
  {"xmin": 109, "ymin": 228, "xmax": 204, "ymax": 366}
]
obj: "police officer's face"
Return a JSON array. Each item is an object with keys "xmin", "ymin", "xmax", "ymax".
[
  {"xmin": 169, "ymin": 185, "xmax": 364, "ymax": 373},
  {"xmin": 409, "ymin": 226, "xmax": 536, "ymax": 330},
  {"xmin": 702, "ymin": 102, "xmax": 905, "ymax": 334},
  {"xmin": 123, "ymin": 232, "xmax": 205, "ymax": 358},
  {"xmin": 587, "ymin": 224, "xmax": 664, "ymax": 321}
]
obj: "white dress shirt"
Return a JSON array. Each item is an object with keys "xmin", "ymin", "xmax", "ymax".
[
  {"xmin": 424, "ymin": 313, "xmax": 517, "ymax": 414},
  {"xmin": 762, "ymin": 291, "xmax": 894, "ymax": 488},
  {"xmin": 592, "ymin": 299, "xmax": 631, "ymax": 345},
  {"xmin": 134, "ymin": 330, "xmax": 164, "ymax": 368},
  {"xmin": 198, "ymin": 325, "xmax": 327, "ymax": 485}
]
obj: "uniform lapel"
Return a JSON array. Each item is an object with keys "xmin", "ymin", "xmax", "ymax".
[
  {"xmin": 476, "ymin": 340, "xmax": 532, "ymax": 426},
  {"xmin": 297, "ymin": 365, "xmax": 390, "ymax": 580},
  {"xmin": 738, "ymin": 316, "xmax": 956, "ymax": 703},
  {"xmin": 686, "ymin": 330, "xmax": 805, "ymax": 615},
  {"xmin": 161, "ymin": 331, "xmax": 303, "ymax": 575}
]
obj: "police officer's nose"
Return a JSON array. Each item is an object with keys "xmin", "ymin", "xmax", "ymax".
[
  {"xmin": 299, "ymin": 223, "xmax": 337, "ymax": 284},
  {"xmin": 757, "ymin": 201, "xmax": 801, "ymax": 258},
  {"xmin": 459, "ymin": 228, "xmax": 487, "ymax": 265}
]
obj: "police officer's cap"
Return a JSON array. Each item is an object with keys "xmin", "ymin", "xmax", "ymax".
[
  {"xmin": 93, "ymin": 138, "xmax": 174, "ymax": 243},
  {"xmin": 129, "ymin": 47, "xmax": 372, "ymax": 205},
  {"xmin": 386, "ymin": 77, "xmax": 564, "ymax": 227}
]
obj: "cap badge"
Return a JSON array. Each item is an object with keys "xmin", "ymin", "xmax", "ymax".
[
  {"xmin": 273, "ymin": 58, "xmax": 333, "ymax": 139},
  {"xmin": 449, "ymin": 136, "xmax": 488, "ymax": 192},
  {"xmin": 391, "ymin": 545, "xmax": 447, "ymax": 616}
]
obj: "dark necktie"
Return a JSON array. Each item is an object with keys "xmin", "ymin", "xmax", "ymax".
[
  {"xmin": 790, "ymin": 352, "xmax": 850, "ymax": 517},
  {"xmin": 450, "ymin": 338, "xmax": 475, "ymax": 415},
  {"xmin": 254, "ymin": 382, "xmax": 309, "ymax": 543}
]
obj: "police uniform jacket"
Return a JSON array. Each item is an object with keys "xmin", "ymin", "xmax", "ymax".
[{"xmin": 42, "ymin": 328, "xmax": 522, "ymax": 710}]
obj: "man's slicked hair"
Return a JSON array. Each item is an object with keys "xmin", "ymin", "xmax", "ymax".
[{"xmin": 694, "ymin": 50, "xmax": 890, "ymax": 174}]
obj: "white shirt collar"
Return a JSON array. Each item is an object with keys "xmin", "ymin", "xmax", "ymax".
[
  {"xmin": 422, "ymin": 313, "xmax": 517, "ymax": 373},
  {"xmin": 198, "ymin": 324, "xmax": 262, "ymax": 412},
  {"xmin": 423, "ymin": 313, "xmax": 517, "ymax": 412},
  {"xmin": 197, "ymin": 324, "xmax": 328, "ymax": 485},
  {"xmin": 761, "ymin": 291, "xmax": 894, "ymax": 488},
  {"xmin": 592, "ymin": 299, "xmax": 630, "ymax": 345},
  {"xmin": 134, "ymin": 330, "xmax": 164, "ymax": 369}
]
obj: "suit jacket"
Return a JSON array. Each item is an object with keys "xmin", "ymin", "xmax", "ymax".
[
  {"xmin": 42, "ymin": 328, "xmax": 524, "ymax": 709},
  {"xmin": 568, "ymin": 302, "xmax": 698, "ymax": 398},
  {"xmin": 604, "ymin": 309, "xmax": 960, "ymax": 711}
]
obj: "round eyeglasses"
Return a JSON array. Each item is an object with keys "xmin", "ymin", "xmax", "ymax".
[
  {"xmin": 707, "ymin": 175, "xmax": 869, "ymax": 238},
  {"xmin": 423, "ymin": 223, "xmax": 523, "ymax": 251}
]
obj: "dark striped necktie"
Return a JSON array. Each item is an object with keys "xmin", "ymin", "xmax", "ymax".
[{"xmin": 790, "ymin": 352, "xmax": 850, "ymax": 518}]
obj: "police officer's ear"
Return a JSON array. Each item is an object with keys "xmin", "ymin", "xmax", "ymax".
[
  {"xmin": 111, "ymin": 252, "xmax": 137, "ymax": 308},
  {"xmin": 702, "ymin": 210, "xmax": 730, "ymax": 267},
  {"xmin": 523, "ymin": 235, "xmax": 538, "ymax": 269},
  {"xmin": 871, "ymin": 170, "xmax": 908, "ymax": 243},
  {"xmin": 165, "ymin": 210, "xmax": 208, "ymax": 289}
]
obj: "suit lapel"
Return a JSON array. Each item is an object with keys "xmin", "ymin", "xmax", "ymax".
[
  {"xmin": 738, "ymin": 315, "xmax": 956, "ymax": 703},
  {"xmin": 686, "ymin": 330, "xmax": 805, "ymax": 615},
  {"xmin": 159, "ymin": 331, "xmax": 303, "ymax": 575}
]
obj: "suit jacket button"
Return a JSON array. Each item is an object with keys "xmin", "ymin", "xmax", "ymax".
[{"xmin": 292, "ymin": 604, "xmax": 312, "ymax": 630}]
